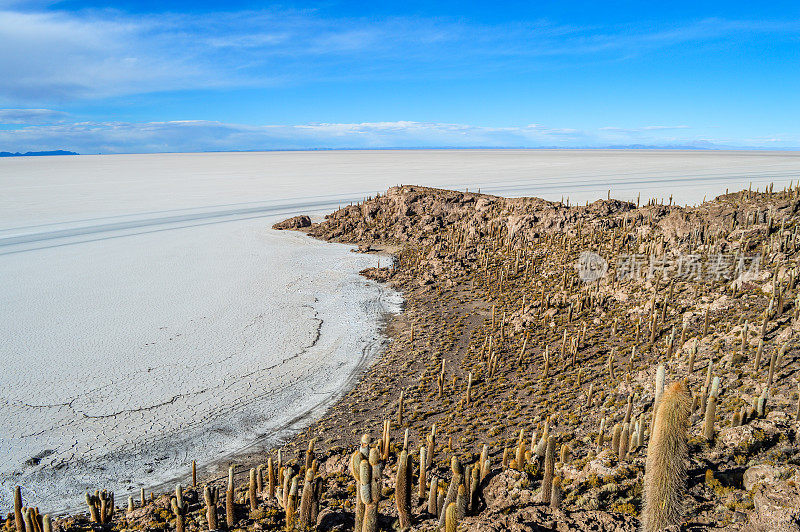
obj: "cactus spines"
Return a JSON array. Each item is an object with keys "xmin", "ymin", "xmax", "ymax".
[
  {"xmin": 267, "ymin": 457, "xmax": 276, "ymax": 499},
  {"xmin": 642, "ymin": 381, "xmax": 691, "ymax": 532},
  {"xmin": 171, "ymin": 484, "xmax": 188, "ymax": 532},
  {"xmin": 767, "ymin": 344, "xmax": 783, "ymax": 386},
  {"xmin": 249, "ymin": 468, "xmax": 258, "ymax": 511},
  {"xmin": 456, "ymin": 482, "xmax": 467, "ymax": 519},
  {"xmin": 351, "ymin": 437, "xmax": 369, "ymax": 531},
  {"xmin": 427, "ymin": 477, "xmax": 438, "ymax": 516},
  {"xmin": 596, "ymin": 417, "xmax": 606, "ymax": 452},
  {"xmin": 618, "ymin": 425, "xmax": 630, "ymax": 462},
  {"xmin": 14, "ymin": 486, "xmax": 25, "ymax": 532},
  {"xmin": 655, "ymin": 364, "xmax": 666, "ymax": 405},
  {"xmin": 624, "ymin": 394, "xmax": 634, "ymax": 425},
  {"xmin": 514, "ymin": 429, "xmax": 525, "ymax": 469},
  {"xmin": 360, "ymin": 459, "xmax": 377, "ymax": 532},
  {"xmin": 444, "ymin": 502, "xmax": 458, "ymax": 532},
  {"xmin": 86, "ymin": 490, "xmax": 114, "ymax": 524},
  {"xmin": 438, "ymin": 457, "xmax": 462, "ymax": 528},
  {"xmin": 755, "ymin": 339, "xmax": 764, "ymax": 370},
  {"xmin": 203, "ymin": 486, "xmax": 219, "ymax": 531},
  {"xmin": 704, "ymin": 395, "xmax": 717, "ymax": 442},
  {"xmin": 426, "ymin": 425, "xmax": 436, "ymax": 469},
  {"xmin": 22, "ymin": 508, "xmax": 33, "ymax": 532},
  {"xmin": 688, "ymin": 340, "xmax": 697, "ymax": 374},
  {"xmin": 298, "ymin": 469, "xmax": 315, "ymax": 528},
  {"xmin": 226, "ymin": 465, "xmax": 235, "ymax": 527},
  {"xmin": 611, "ymin": 423, "xmax": 622, "ymax": 455},
  {"xmin": 540, "ymin": 435, "xmax": 556, "ymax": 503},
  {"xmin": 397, "ymin": 390, "xmax": 405, "ymax": 425},
  {"xmin": 418, "ymin": 446, "xmax": 427, "ymax": 502},
  {"xmin": 465, "ymin": 371, "xmax": 473, "ymax": 406},
  {"xmin": 559, "ymin": 443, "xmax": 571, "ymax": 464},
  {"xmin": 396, "ymin": 450, "xmax": 412, "ymax": 530},
  {"xmin": 305, "ymin": 439, "xmax": 315, "ymax": 472},
  {"xmin": 469, "ymin": 465, "xmax": 480, "ymax": 514},
  {"xmin": 550, "ymin": 477, "xmax": 562, "ymax": 510},
  {"xmin": 286, "ymin": 476, "xmax": 298, "ymax": 531}
]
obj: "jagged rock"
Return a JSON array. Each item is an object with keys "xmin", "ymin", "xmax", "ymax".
[
  {"xmin": 483, "ymin": 469, "xmax": 536, "ymax": 511},
  {"xmin": 718, "ymin": 419, "xmax": 781, "ymax": 456},
  {"xmin": 272, "ymin": 215, "xmax": 311, "ymax": 230}
]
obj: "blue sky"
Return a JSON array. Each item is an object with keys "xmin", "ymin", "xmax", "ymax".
[{"xmin": 1, "ymin": 1, "xmax": 799, "ymax": 153}]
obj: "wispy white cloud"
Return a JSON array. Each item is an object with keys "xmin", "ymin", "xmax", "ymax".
[
  {"xmin": 0, "ymin": 108, "xmax": 67, "ymax": 123},
  {"xmin": 1, "ymin": 8, "xmax": 799, "ymax": 103},
  {"xmin": 600, "ymin": 125, "xmax": 690, "ymax": 132}
]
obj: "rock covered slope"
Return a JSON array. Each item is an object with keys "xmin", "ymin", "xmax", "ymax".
[
  {"xmin": 296, "ymin": 184, "xmax": 800, "ymax": 530},
  {"xmin": 11, "ymin": 183, "xmax": 800, "ymax": 532}
]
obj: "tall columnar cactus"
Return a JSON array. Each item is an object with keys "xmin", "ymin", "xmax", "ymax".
[
  {"xmin": 203, "ymin": 486, "xmax": 219, "ymax": 531},
  {"xmin": 14, "ymin": 486, "xmax": 25, "ymax": 532},
  {"xmin": 226, "ymin": 466, "xmax": 235, "ymax": 528},
  {"xmin": 286, "ymin": 476, "xmax": 298, "ymax": 531},
  {"xmin": 755, "ymin": 339, "xmax": 764, "ymax": 370},
  {"xmin": 396, "ymin": 449, "xmax": 412, "ymax": 530},
  {"xmin": 171, "ymin": 484, "xmax": 188, "ymax": 532},
  {"xmin": 642, "ymin": 381, "xmax": 691, "ymax": 532},
  {"xmin": 298, "ymin": 469, "xmax": 316, "ymax": 528},
  {"xmin": 596, "ymin": 417, "xmax": 606, "ymax": 452},
  {"xmin": 426, "ymin": 425, "xmax": 436, "ymax": 469},
  {"xmin": 86, "ymin": 490, "xmax": 114, "ymax": 524},
  {"xmin": 444, "ymin": 502, "xmax": 458, "ymax": 532},
  {"xmin": 540, "ymin": 436, "xmax": 555, "ymax": 503},
  {"xmin": 427, "ymin": 477, "xmax": 439, "ymax": 516},
  {"xmin": 704, "ymin": 377, "xmax": 720, "ymax": 441},
  {"xmin": 305, "ymin": 439, "xmax": 316, "ymax": 473},
  {"xmin": 550, "ymin": 477, "xmax": 562, "ymax": 510},
  {"xmin": 469, "ymin": 464, "xmax": 480, "ymax": 514},
  {"xmin": 360, "ymin": 454, "xmax": 378, "ymax": 532},
  {"xmin": 418, "ymin": 445, "xmax": 427, "ymax": 502},
  {"xmin": 267, "ymin": 457, "xmax": 276, "ymax": 500},
  {"xmin": 438, "ymin": 457, "xmax": 462, "ymax": 529},
  {"xmin": 350, "ymin": 435, "xmax": 370, "ymax": 531},
  {"xmin": 249, "ymin": 468, "xmax": 258, "ymax": 511},
  {"xmin": 611, "ymin": 423, "xmax": 622, "ymax": 455}
]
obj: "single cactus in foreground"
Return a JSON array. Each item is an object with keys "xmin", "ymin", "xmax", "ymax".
[{"xmin": 642, "ymin": 381, "xmax": 691, "ymax": 532}]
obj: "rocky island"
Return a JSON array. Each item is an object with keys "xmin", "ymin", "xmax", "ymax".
[{"xmin": 11, "ymin": 183, "xmax": 800, "ymax": 531}]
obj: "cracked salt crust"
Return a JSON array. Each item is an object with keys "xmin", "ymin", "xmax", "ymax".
[{"xmin": 0, "ymin": 215, "xmax": 401, "ymax": 511}]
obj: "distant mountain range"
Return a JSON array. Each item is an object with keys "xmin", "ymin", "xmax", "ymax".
[{"xmin": 0, "ymin": 150, "xmax": 78, "ymax": 157}]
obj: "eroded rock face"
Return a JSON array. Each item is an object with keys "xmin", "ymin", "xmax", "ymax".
[
  {"xmin": 272, "ymin": 215, "xmax": 311, "ymax": 230},
  {"xmin": 742, "ymin": 464, "xmax": 800, "ymax": 530},
  {"xmin": 483, "ymin": 469, "xmax": 536, "ymax": 512}
]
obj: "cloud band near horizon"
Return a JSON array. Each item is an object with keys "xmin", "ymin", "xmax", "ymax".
[{"xmin": 1, "ymin": 117, "xmax": 791, "ymax": 154}]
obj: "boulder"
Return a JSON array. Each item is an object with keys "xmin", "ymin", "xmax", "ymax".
[{"xmin": 272, "ymin": 215, "xmax": 311, "ymax": 230}]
